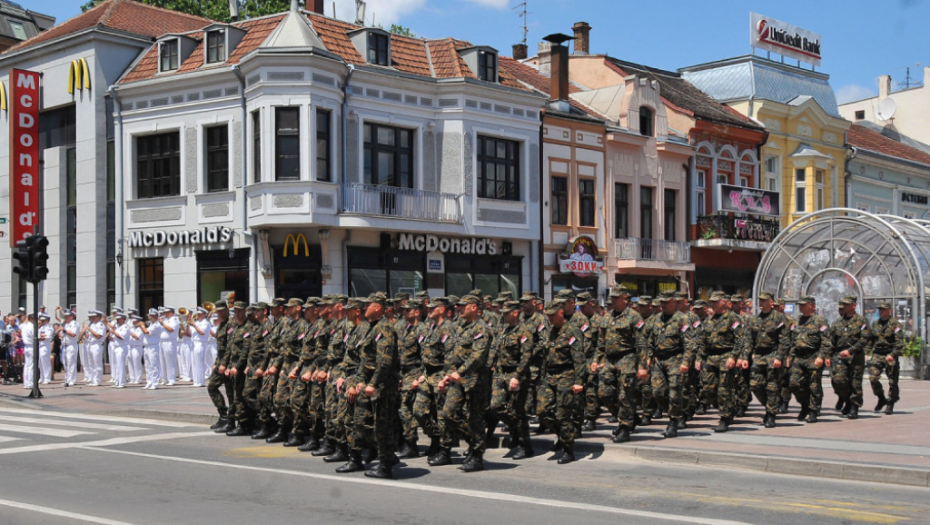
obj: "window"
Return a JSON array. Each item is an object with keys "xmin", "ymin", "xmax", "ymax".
[
  {"xmin": 477, "ymin": 135, "xmax": 520, "ymax": 200},
  {"xmin": 641, "ymin": 186, "xmax": 654, "ymax": 258},
  {"xmin": 275, "ymin": 107, "xmax": 300, "ymax": 181},
  {"xmin": 717, "ymin": 174, "xmax": 728, "ymax": 184},
  {"xmin": 614, "ymin": 183, "xmax": 629, "ymax": 238},
  {"xmin": 552, "ymin": 176, "xmax": 568, "ymax": 225},
  {"xmin": 855, "ymin": 110, "xmax": 865, "ymax": 120},
  {"xmin": 764, "ymin": 155, "xmax": 779, "ymax": 192},
  {"xmin": 368, "ymin": 33, "xmax": 389, "ymax": 66},
  {"xmin": 816, "ymin": 169, "xmax": 825, "ymax": 210},
  {"xmin": 478, "ymin": 51, "xmax": 497, "ymax": 82},
  {"xmin": 739, "ymin": 175, "xmax": 750, "ymax": 187},
  {"xmin": 136, "ymin": 132, "xmax": 181, "ymax": 198},
  {"xmin": 252, "ymin": 110, "xmax": 261, "ymax": 183},
  {"xmin": 160, "ymin": 39, "xmax": 179, "ymax": 72},
  {"xmin": 795, "ymin": 168, "xmax": 807, "ymax": 213},
  {"xmin": 316, "ymin": 108, "xmax": 331, "ymax": 182},
  {"xmin": 206, "ymin": 30, "xmax": 226, "ymax": 64},
  {"xmin": 206, "ymin": 125, "xmax": 229, "ymax": 192},
  {"xmin": 664, "ymin": 189, "xmax": 676, "ymax": 241},
  {"xmin": 579, "ymin": 179, "xmax": 595, "ymax": 227},
  {"xmin": 138, "ymin": 258, "xmax": 165, "ymax": 315},
  {"xmin": 66, "ymin": 147, "xmax": 77, "ymax": 308},
  {"xmin": 696, "ymin": 171, "xmax": 706, "ymax": 217},
  {"xmin": 876, "ymin": 207, "xmax": 890, "ymax": 214},
  {"xmin": 39, "ymin": 105, "xmax": 76, "ymax": 150},
  {"xmin": 364, "ymin": 123, "xmax": 415, "ymax": 188},
  {"xmin": 639, "ymin": 106, "xmax": 654, "ymax": 137},
  {"xmin": 445, "ymin": 255, "xmax": 521, "ymax": 299},
  {"xmin": 8, "ymin": 20, "xmax": 26, "ymax": 40},
  {"xmin": 856, "ymin": 203, "xmax": 870, "ymax": 212}
]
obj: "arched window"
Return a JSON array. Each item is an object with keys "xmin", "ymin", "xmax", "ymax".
[{"xmin": 639, "ymin": 106, "xmax": 654, "ymax": 137}]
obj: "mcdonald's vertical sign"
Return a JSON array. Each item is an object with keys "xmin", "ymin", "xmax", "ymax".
[
  {"xmin": 283, "ymin": 233, "xmax": 309, "ymax": 257},
  {"xmin": 9, "ymin": 69, "xmax": 39, "ymax": 246}
]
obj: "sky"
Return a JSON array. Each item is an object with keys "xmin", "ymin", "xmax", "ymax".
[{"xmin": 35, "ymin": 0, "xmax": 930, "ymax": 105}]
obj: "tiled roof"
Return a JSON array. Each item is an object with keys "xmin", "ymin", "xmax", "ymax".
[
  {"xmin": 849, "ymin": 123, "xmax": 930, "ymax": 168},
  {"xmin": 605, "ymin": 57, "xmax": 762, "ymax": 131},
  {"xmin": 6, "ymin": 0, "xmax": 209, "ymax": 53},
  {"xmin": 499, "ymin": 56, "xmax": 602, "ymax": 119}
]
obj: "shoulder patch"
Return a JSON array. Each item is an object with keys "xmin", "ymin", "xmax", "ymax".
[
  {"xmin": 243, "ymin": 332, "xmax": 250, "ymax": 338},
  {"xmin": 262, "ymin": 330, "xmax": 269, "ymax": 337},
  {"xmin": 417, "ymin": 335, "xmax": 425, "ymax": 343},
  {"xmin": 298, "ymin": 333, "xmax": 306, "ymax": 340},
  {"xmin": 474, "ymin": 332, "xmax": 483, "ymax": 340},
  {"xmin": 375, "ymin": 332, "xmax": 382, "ymax": 342},
  {"xmin": 790, "ymin": 324, "xmax": 796, "ymax": 331},
  {"xmin": 681, "ymin": 324, "xmax": 689, "ymax": 333},
  {"xmin": 776, "ymin": 322, "xmax": 784, "ymax": 329},
  {"xmin": 538, "ymin": 323, "xmax": 546, "ymax": 332},
  {"xmin": 731, "ymin": 322, "xmax": 740, "ymax": 330},
  {"xmin": 227, "ymin": 328, "xmax": 234, "ymax": 334},
  {"xmin": 636, "ymin": 320, "xmax": 645, "ymax": 329},
  {"xmin": 313, "ymin": 330, "xmax": 320, "ymax": 338},
  {"xmin": 693, "ymin": 320, "xmax": 701, "ymax": 329},
  {"xmin": 343, "ymin": 333, "xmax": 349, "ymax": 342},
  {"xmin": 860, "ymin": 323, "xmax": 867, "ymax": 331},
  {"xmin": 568, "ymin": 336, "xmax": 576, "ymax": 345},
  {"xmin": 520, "ymin": 335, "xmax": 528, "ymax": 344},
  {"xmin": 441, "ymin": 334, "xmax": 449, "ymax": 343},
  {"xmin": 895, "ymin": 327, "xmax": 901, "ymax": 333},
  {"xmin": 819, "ymin": 325, "xmax": 828, "ymax": 332},
  {"xmin": 581, "ymin": 323, "xmax": 589, "ymax": 332}
]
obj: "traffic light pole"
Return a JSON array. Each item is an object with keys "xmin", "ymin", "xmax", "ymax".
[{"xmin": 28, "ymin": 280, "xmax": 41, "ymax": 399}]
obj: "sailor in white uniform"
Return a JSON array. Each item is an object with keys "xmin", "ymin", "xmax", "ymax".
[
  {"xmin": 84, "ymin": 310, "xmax": 106, "ymax": 386},
  {"xmin": 36, "ymin": 313, "xmax": 54, "ymax": 384},
  {"xmin": 20, "ymin": 314, "xmax": 35, "ymax": 389},
  {"xmin": 59, "ymin": 310, "xmax": 80, "ymax": 386},
  {"xmin": 140, "ymin": 309, "xmax": 162, "ymax": 389},
  {"xmin": 159, "ymin": 306, "xmax": 180, "ymax": 386},
  {"xmin": 127, "ymin": 315, "xmax": 145, "ymax": 384}
]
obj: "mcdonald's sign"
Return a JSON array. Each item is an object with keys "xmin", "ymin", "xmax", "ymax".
[
  {"xmin": 283, "ymin": 233, "xmax": 309, "ymax": 257},
  {"xmin": 0, "ymin": 81, "xmax": 7, "ymax": 111},
  {"xmin": 67, "ymin": 58, "xmax": 91, "ymax": 94}
]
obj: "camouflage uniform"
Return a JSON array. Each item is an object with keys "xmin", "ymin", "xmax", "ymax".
[
  {"xmin": 206, "ymin": 314, "xmax": 231, "ymax": 417},
  {"xmin": 744, "ymin": 304, "xmax": 790, "ymax": 417},
  {"xmin": 646, "ymin": 307, "xmax": 695, "ymax": 422},
  {"xmin": 324, "ymin": 316, "xmax": 349, "ymax": 447},
  {"xmin": 398, "ymin": 318, "xmax": 427, "ymax": 445},
  {"xmin": 356, "ymin": 315, "xmax": 399, "ymax": 465},
  {"xmin": 413, "ymin": 317, "xmax": 459, "ymax": 441},
  {"xmin": 788, "ymin": 305, "xmax": 833, "ymax": 415},
  {"xmin": 257, "ymin": 316, "xmax": 285, "ymax": 426},
  {"xmin": 828, "ymin": 307, "xmax": 871, "ymax": 409},
  {"xmin": 440, "ymin": 315, "xmax": 491, "ymax": 455},
  {"xmin": 309, "ymin": 317, "xmax": 334, "ymax": 441},
  {"xmin": 226, "ymin": 316, "xmax": 253, "ymax": 427},
  {"xmin": 290, "ymin": 315, "xmax": 323, "ymax": 439},
  {"xmin": 273, "ymin": 316, "xmax": 308, "ymax": 434},
  {"xmin": 537, "ymin": 317, "xmax": 586, "ymax": 448},
  {"xmin": 868, "ymin": 312, "xmax": 904, "ymax": 406},
  {"xmin": 678, "ymin": 304, "xmax": 702, "ymax": 416},
  {"xmin": 243, "ymin": 315, "xmax": 273, "ymax": 427},
  {"xmin": 597, "ymin": 306, "xmax": 644, "ymax": 430},
  {"xmin": 346, "ymin": 319, "xmax": 375, "ymax": 456},
  {"xmin": 520, "ymin": 305, "xmax": 549, "ymax": 416},
  {"xmin": 488, "ymin": 313, "xmax": 533, "ymax": 449},
  {"xmin": 698, "ymin": 307, "xmax": 745, "ymax": 421},
  {"xmin": 341, "ymin": 318, "xmax": 370, "ymax": 454}
]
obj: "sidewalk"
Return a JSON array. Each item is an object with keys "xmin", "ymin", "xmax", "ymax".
[{"xmin": 1, "ymin": 375, "xmax": 928, "ymax": 487}]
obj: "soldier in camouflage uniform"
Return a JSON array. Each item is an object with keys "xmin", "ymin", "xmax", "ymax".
[
  {"xmin": 488, "ymin": 300, "xmax": 534, "ymax": 459},
  {"xmin": 418, "ymin": 298, "xmax": 459, "ymax": 464},
  {"xmin": 646, "ymin": 294, "xmax": 695, "ymax": 438},
  {"xmin": 224, "ymin": 302, "xmax": 254, "ymax": 436},
  {"xmin": 284, "ymin": 299, "xmax": 320, "ymax": 447},
  {"xmin": 519, "ymin": 292, "xmax": 549, "ymax": 420},
  {"xmin": 696, "ymin": 291, "xmax": 745, "ymax": 433},
  {"xmin": 242, "ymin": 303, "xmax": 272, "ymax": 437},
  {"xmin": 595, "ymin": 285, "xmax": 646, "ymax": 444},
  {"xmin": 253, "ymin": 298, "xmax": 286, "ymax": 440},
  {"xmin": 309, "ymin": 295, "xmax": 347, "ymax": 457},
  {"xmin": 691, "ymin": 300, "xmax": 710, "ymax": 415},
  {"xmin": 353, "ymin": 292, "xmax": 400, "ymax": 479},
  {"xmin": 868, "ymin": 301, "xmax": 904, "ymax": 415},
  {"xmin": 332, "ymin": 299, "xmax": 368, "ymax": 470},
  {"xmin": 640, "ymin": 297, "xmax": 661, "ymax": 424},
  {"xmin": 433, "ymin": 295, "xmax": 491, "ymax": 472},
  {"xmin": 743, "ymin": 291, "xmax": 790, "ymax": 428},
  {"xmin": 788, "ymin": 295, "xmax": 833, "ymax": 423},
  {"xmin": 574, "ymin": 292, "xmax": 603, "ymax": 432},
  {"xmin": 676, "ymin": 292, "xmax": 702, "ymax": 420},
  {"xmin": 302, "ymin": 298, "xmax": 337, "ymax": 452},
  {"xmin": 342, "ymin": 298, "xmax": 378, "ymax": 471},
  {"xmin": 775, "ymin": 298, "xmax": 793, "ymax": 414},
  {"xmin": 206, "ymin": 302, "xmax": 232, "ymax": 432},
  {"xmin": 828, "ymin": 295, "xmax": 871, "ymax": 420},
  {"xmin": 538, "ymin": 299, "xmax": 586, "ymax": 464},
  {"xmin": 268, "ymin": 298, "xmax": 306, "ymax": 444},
  {"xmin": 730, "ymin": 295, "xmax": 751, "ymax": 418},
  {"xmin": 392, "ymin": 293, "xmax": 410, "ymax": 335},
  {"xmin": 396, "ymin": 299, "xmax": 427, "ymax": 459}
]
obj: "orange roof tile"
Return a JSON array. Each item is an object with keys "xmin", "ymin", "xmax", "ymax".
[
  {"xmin": 849, "ymin": 124, "xmax": 930, "ymax": 168},
  {"xmin": 7, "ymin": 0, "xmax": 209, "ymax": 53}
]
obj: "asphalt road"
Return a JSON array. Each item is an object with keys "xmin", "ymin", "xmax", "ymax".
[{"xmin": 0, "ymin": 408, "xmax": 927, "ymax": 525}]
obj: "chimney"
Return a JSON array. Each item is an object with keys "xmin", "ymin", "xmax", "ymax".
[
  {"xmin": 290, "ymin": 0, "xmax": 298, "ymax": 12},
  {"xmin": 572, "ymin": 22, "xmax": 590, "ymax": 55},
  {"xmin": 879, "ymin": 75, "xmax": 891, "ymax": 99},
  {"xmin": 309, "ymin": 0, "xmax": 325, "ymax": 13},
  {"xmin": 542, "ymin": 33, "xmax": 573, "ymax": 103},
  {"xmin": 538, "ymin": 41, "xmax": 552, "ymax": 76},
  {"xmin": 512, "ymin": 43, "xmax": 527, "ymax": 61}
]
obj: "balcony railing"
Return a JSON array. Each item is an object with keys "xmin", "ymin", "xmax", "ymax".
[
  {"xmin": 614, "ymin": 237, "xmax": 691, "ymax": 264},
  {"xmin": 341, "ymin": 183, "xmax": 464, "ymax": 224},
  {"xmin": 697, "ymin": 215, "xmax": 780, "ymax": 243}
]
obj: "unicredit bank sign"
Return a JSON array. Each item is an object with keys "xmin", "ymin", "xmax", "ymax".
[{"xmin": 750, "ymin": 12, "xmax": 821, "ymax": 66}]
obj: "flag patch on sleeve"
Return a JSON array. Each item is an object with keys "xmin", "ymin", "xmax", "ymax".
[
  {"xmin": 581, "ymin": 323, "xmax": 589, "ymax": 332},
  {"xmin": 520, "ymin": 335, "xmax": 528, "ymax": 344},
  {"xmin": 731, "ymin": 322, "xmax": 740, "ymax": 330},
  {"xmin": 441, "ymin": 334, "xmax": 449, "ymax": 343},
  {"xmin": 568, "ymin": 336, "xmax": 576, "ymax": 345},
  {"xmin": 819, "ymin": 325, "xmax": 828, "ymax": 332},
  {"xmin": 474, "ymin": 333, "xmax": 483, "ymax": 340},
  {"xmin": 636, "ymin": 320, "xmax": 645, "ymax": 329}
]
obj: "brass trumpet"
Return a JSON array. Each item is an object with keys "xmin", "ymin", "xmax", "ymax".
[
  {"xmin": 179, "ymin": 307, "xmax": 189, "ymax": 316},
  {"xmin": 203, "ymin": 302, "xmax": 216, "ymax": 313}
]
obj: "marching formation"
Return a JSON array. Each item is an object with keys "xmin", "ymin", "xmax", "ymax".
[{"xmin": 199, "ymin": 287, "xmax": 905, "ymax": 479}]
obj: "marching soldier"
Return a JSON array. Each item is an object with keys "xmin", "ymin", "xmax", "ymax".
[
  {"xmin": 575, "ymin": 292, "xmax": 603, "ymax": 432},
  {"xmin": 696, "ymin": 291, "xmax": 745, "ymax": 433},
  {"xmin": 333, "ymin": 298, "xmax": 369, "ymax": 471},
  {"xmin": 418, "ymin": 298, "xmax": 459, "ymax": 464},
  {"xmin": 242, "ymin": 303, "xmax": 271, "ymax": 438},
  {"xmin": 743, "ymin": 292, "xmax": 790, "ymax": 428},
  {"xmin": 730, "ymin": 295, "xmax": 751, "ymax": 417},
  {"xmin": 488, "ymin": 300, "xmax": 534, "ymax": 459},
  {"xmin": 518, "ymin": 292, "xmax": 548, "ymax": 422},
  {"xmin": 788, "ymin": 295, "xmax": 833, "ymax": 423},
  {"xmin": 396, "ymin": 299, "xmax": 427, "ymax": 459},
  {"xmin": 868, "ymin": 301, "xmax": 904, "ymax": 415},
  {"xmin": 646, "ymin": 294, "xmax": 695, "ymax": 438},
  {"xmin": 311, "ymin": 296, "xmax": 348, "ymax": 457},
  {"xmin": 253, "ymin": 298, "xmax": 286, "ymax": 440},
  {"xmin": 538, "ymin": 299, "xmax": 586, "ymax": 463},
  {"xmin": 224, "ymin": 302, "xmax": 254, "ymax": 436},
  {"xmin": 634, "ymin": 296, "xmax": 656, "ymax": 425},
  {"xmin": 828, "ymin": 295, "xmax": 870, "ymax": 420},
  {"xmin": 268, "ymin": 298, "xmax": 306, "ymax": 444},
  {"xmin": 775, "ymin": 298, "xmax": 793, "ymax": 414},
  {"xmin": 675, "ymin": 292, "xmax": 701, "ymax": 421}
]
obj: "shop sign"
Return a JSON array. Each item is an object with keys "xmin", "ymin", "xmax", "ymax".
[
  {"xmin": 9, "ymin": 68, "xmax": 39, "ymax": 246},
  {"xmin": 397, "ymin": 233, "xmax": 499, "ymax": 255},
  {"xmin": 428, "ymin": 259, "xmax": 442, "ymax": 271},
  {"xmin": 901, "ymin": 192, "xmax": 929, "ymax": 206},
  {"xmin": 717, "ymin": 184, "xmax": 780, "ymax": 217},
  {"xmin": 283, "ymin": 233, "xmax": 309, "ymax": 257},
  {"xmin": 128, "ymin": 226, "xmax": 233, "ymax": 248},
  {"xmin": 750, "ymin": 12, "xmax": 822, "ymax": 66},
  {"xmin": 558, "ymin": 235, "xmax": 604, "ymax": 277}
]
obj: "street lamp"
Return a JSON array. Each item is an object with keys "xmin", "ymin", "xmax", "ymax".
[{"xmin": 116, "ymin": 246, "xmax": 123, "ymax": 266}]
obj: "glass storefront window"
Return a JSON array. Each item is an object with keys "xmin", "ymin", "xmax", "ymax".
[{"xmin": 350, "ymin": 268, "xmax": 387, "ymax": 298}]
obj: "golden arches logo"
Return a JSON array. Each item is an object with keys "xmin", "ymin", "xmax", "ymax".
[
  {"xmin": 283, "ymin": 233, "xmax": 309, "ymax": 257},
  {"xmin": 67, "ymin": 58, "xmax": 91, "ymax": 94},
  {"xmin": 0, "ymin": 81, "xmax": 6, "ymax": 111}
]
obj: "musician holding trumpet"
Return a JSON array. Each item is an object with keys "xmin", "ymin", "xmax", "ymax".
[{"xmin": 83, "ymin": 310, "xmax": 106, "ymax": 386}]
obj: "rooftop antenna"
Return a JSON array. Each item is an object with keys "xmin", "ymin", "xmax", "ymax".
[
  {"xmin": 354, "ymin": 0, "xmax": 366, "ymax": 25},
  {"xmin": 892, "ymin": 63, "xmax": 922, "ymax": 90},
  {"xmin": 513, "ymin": 1, "xmax": 529, "ymax": 45}
]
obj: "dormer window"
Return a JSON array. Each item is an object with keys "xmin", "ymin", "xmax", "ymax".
[
  {"xmin": 207, "ymin": 29, "xmax": 226, "ymax": 64},
  {"xmin": 368, "ymin": 33, "xmax": 389, "ymax": 66},
  {"xmin": 160, "ymin": 39, "xmax": 179, "ymax": 72},
  {"xmin": 478, "ymin": 50, "xmax": 497, "ymax": 82},
  {"xmin": 639, "ymin": 106, "xmax": 654, "ymax": 137}
]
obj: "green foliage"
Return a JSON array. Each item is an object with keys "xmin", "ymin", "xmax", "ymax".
[
  {"xmin": 81, "ymin": 0, "xmax": 294, "ymax": 22},
  {"xmin": 701, "ymin": 228, "xmax": 717, "ymax": 240},
  {"xmin": 903, "ymin": 337, "xmax": 922, "ymax": 359},
  {"xmin": 388, "ymin": 24, "xmax": 415, "ymax": 38}
]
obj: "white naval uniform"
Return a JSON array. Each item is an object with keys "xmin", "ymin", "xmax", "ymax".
[
  {"xmin": 111, "ymin": 323, "xmax": 130, "ymax": 387},
  {"xmin": 37, "ymin": 324, "xmax": 54, "ymax": 384},
  {"xmin": 20, "ymin": 322, "xmax": 35, "ymax": 388},
  {"xmin": 160, "ymin": 315, "xmax": 180, "ymax": 385},
  {"xmin": 190, "ymin": 318, "xmax": 211, "ymax": 387},
  {"xmin": 127, "ymin": 325, "xmax": 144, "ymax": 383},
  {"xmin": 85, "ymin": 321, "xmax": 106, "ymax": 386},
  {"xmin": 178, "ymin": 325, "xmax": 192, "ymax": 382},
  {"xmin": 142, "ymin": 322, "xmax": 162, "ymax": 389},
  {"xmin": 61, "ymin": 320, "xmax": 80, "ymax": 386}
]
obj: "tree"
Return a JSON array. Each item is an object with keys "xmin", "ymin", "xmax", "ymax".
[
  {"xmin": 81, "ymin": 0, "xmax": 293, "ymax": 22},
  {"xmin": 388, "ymin": 24, "xmax": 415, "ymax": 38}
]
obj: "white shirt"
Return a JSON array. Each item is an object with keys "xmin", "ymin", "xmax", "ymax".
[
  {"xmin": 62, "ymin": 320, "xmax": 80, "ymax": 346},
  {"xmin": 129, "ymin": 326, "xmax": 145, "ymax": 348},
  {"xmin": 86, "ymin": 321, "xmax": 106, "ymax": 344},
  {"xmin": 37, "ymin": 325, "xmax": 54, "ymax": 351},
  {"xmin": 192, "ymin": 319, "xmax": 211, "ymax": 344},
  {"xmin": 20, "ymin": 322, "xmax": 34, "ymax": 347},
  {"xmin": 114, "ymin": 323, "xmax": 131, "ymax": 348},
  {"xmin": 143, "ymin": 322, "xmax": 162, "ymax": 347},
  {"xmin": 161, "ymin": 316, "xmax": 179, "ymax": 343}
]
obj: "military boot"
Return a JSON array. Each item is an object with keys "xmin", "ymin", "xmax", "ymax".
[
  {"xmin": 335, "ymin": 453, "xmax": 364, "ymax": 473},
  {"xmin": 297, "ymin": 435, "xmax": 319, "ymax": 452},
  {"xmin": 661, "ymin": 421, "xmax": 678, "ymax": 438},
  {"xmin": 426, "ymin": 436, "xmax": 441, "ymax": 458},
  {"xmin": 734, "ymin": 405, "xmax": 746, "ymax": 418},
  {"xmin": 713, "ymin": 418, "xmax": 730, "ymax": 433},
  {"xmin": 557, "ymin": 446, "xmax": 575, "ymax": 464},
  {"xmin": 806, "ymin": 411, "xmax": 818, "ymax": 423},
  {"xmin": 777, "ymin": 401, "xmax": 789, "ymax": 414},
  {"xmin": 885, "ymin": 402, "xmax": 895, "ymax": 415},
  {"xmin": 676, "ymin": 418, "xmax": 688, "ymax": 430},
  {"xmin": 324, "ymin": 443, "xmax": 349, "ymax": 463},
  {"xmin": 582, "ymin": 419, "xmax": 596, "ymax": 432},
  {"xmin": 694, "ymin": 403, "xmax": 707, "ymax": 416},
  {"xmin": 847, "ymin": 404, "xmax": 859, "ymax": 420},
  {"xmin": 835, "ymin": 399, "xmax": 846, "ymax": 411},
  {"xmin": 227, "ymin": 423, "xmax": 250, "ymax": 437},
  {"xmin": 210, "ymin": 414, "xmax": 228, "ymax": 430},
  {"xmin": 640, "ymin": 412, "xmax": 652, "ymax": 426},
  {"xmin": 364, "ymin": 463, "xmax": 393, "ymax": 479},
  {"xmin": 312, "ymin": 439, "xmax": 335, "ymax": 457},
  {"xmin": 874, "ymin": 395, "xmax": 887, "ymax": 413},
  {"xmin": 283, "ymin": 433, "xmax": 304, "ymax": 447},
  {"xmin": 362, "ymin": 448, "xmax": 376, "ymax": 464},
  {"xmin": 265, "ymin": 428, "xmax": 288, "ymax": 444},
  {"xmin": 512, "ymin": 427, "xmax": 534, "ymax": 459},
  {"xmin": 612, "ymin": 427, "xmax": 631, "ymax": 444},
  {"xmin": 797, "ymin": 406, "xmax": 810, "ymax": 421},
  {"xmin": 217, "ymin": 419, "xmax": 236, "ymax": 434},
  {"xmin": 251, "ymin": 423, "xmax": 270, "ymax": 440},
  {"xmin": 462, "ymin": 451, "xmax": 484, "ymax": 472},
  {"xmin": 763, "ymin": 413, "xmax": 776, "ymax": 428},
  {"xmin": 398, "ymin": 440, "xmax": 419, "ymax": 459},
  {"xmin": 840, "ymin": 401, "xmax": 852, "ymax": 417},
  {"xmin": 427, "ymin": 448, "xmax": 451, "ymax": 466}
]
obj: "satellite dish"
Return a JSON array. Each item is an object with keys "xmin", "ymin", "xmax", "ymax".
[{"xmin": 877, "ymin": 97, "xmax": 898, "ymax": 121}]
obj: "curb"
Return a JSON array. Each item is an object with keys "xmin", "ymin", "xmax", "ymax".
[{"xmin": 104, "ymin": 409, "xmax": 217, "ymax": 426}]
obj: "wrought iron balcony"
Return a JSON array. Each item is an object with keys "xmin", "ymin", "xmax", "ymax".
[
  {"xmin": 614, "ymin": 237, "xmax": 691, "ymax": 264},
  {"xmin": 697, "ymin": 215, "xmax": 780, "ymax": 244},
  {"xmin": 341, "ymin": 183, "xmax": 464, "ymax": 224}
]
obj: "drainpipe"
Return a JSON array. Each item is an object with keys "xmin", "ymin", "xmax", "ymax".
[
  {"xmin": 231, "ymin": 65, "xmax": 256, "ymax": 301},
  {"xmin": 845, "ymin": 144, "xmax": 858, "ymax": 211},
  {"xmin": 537, "ymin": 111, "xmax": 545, "ymax": 295},
  {"xmin": 108, "ymin": 86, "xmax": 125, "ymax": 309},
  {"xmin": 342, "ymin": 65, "xmax": 355, "ymax": 293}
]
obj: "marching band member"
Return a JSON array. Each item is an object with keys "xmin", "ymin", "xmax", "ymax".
[
  {"xmin": 127, "ymin": 315, "xmax": 145, "ymax": 384},
  {"xmin": 20, "ymin": 314, "xmax": 35, "ymax": 389},
  {"xmin": 36, "ymin": 313, "xmax": 54, "ymax": 384},
  {"xmin": 109, "ymin": 313, "xmax": 130, "ymax": 388},
  {"xmin": 84, "ymin": 310, "xmax": 106, "ymax": 386},
  {"xmin": 159, "ymin": 306, "xmax": 180, "ymax": 386},
  {"xmin": 190, "ymin": 308, "xmax": 210, "ymax": 387},
  {"xmin": 140, "ymin": 309, "xmax": 162, "ymax": 390},
  {"xmin": 59, "ymin": 310, "xmax": 80, "ymax": 386}
]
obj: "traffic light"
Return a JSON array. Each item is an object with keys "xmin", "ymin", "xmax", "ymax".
[
  {"xmin": 12, "ymin": 237, "xmax": 34, "ymax": 283},
  {"xmin": 32, "ymin": 236, "xmax": 49, "ymax": 282}
]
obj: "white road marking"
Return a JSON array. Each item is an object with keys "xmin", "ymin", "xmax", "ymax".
[
  {"xmin": 0, "ymin": 436, "xmax": 22, "ymax": 444},
  {"xmin": 0, "ymin": 498, "xmax": 139, "ymax": 525},
  {"xmin": 0, "ymin": 431, "xmax": 213, "ymax": 455},
  {"xmin": 0, "ymin": 423, "xmax": 92, "ymax": 438},
  {"xmin": 0, "ymin": 415, "xmax": 144, "ymax": 432},
  {"xmin": 84, "ymin": 447, "xmax": 755, "ymax": 525},
  {"xmin": 0, "ymin": 408, "xmax": 197, "ymax": 427}
]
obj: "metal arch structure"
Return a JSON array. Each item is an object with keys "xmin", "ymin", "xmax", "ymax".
[{"xmin": 754, "ymin": 209, "xmax": 928, "ymax": 377}]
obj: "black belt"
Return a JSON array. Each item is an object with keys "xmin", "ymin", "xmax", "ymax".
[
  {"xmin": 402, "ymin": 363, "xmax": 421, "ymax": 373},
  {"xmin": 704, "ymin": 348, "xmax": 733, "ymax": 357},
  {"xmin": 793, "ymin": 349, "xmax": 816, "ymax": 358},
  {"xmin": 499, "ymin": 365, "xmax": 519, "ymax": 372},
  {"xmin": 424, "ymin": 363, "xmax": 444, "ymax": 374},
  {"xmin": 546, "ymin": 363, "xmax": 573, "ymax": 374},
  {"xmin": 606, "ymin": 351, "xmax": 635, "ymax": 362},
  {"xmin": 654, "ymin": 351, "xmax": 683, "ymax": 360},
  {"xmin": 753, "ymin": 348, "xmax": 776, "ymax": 356}
]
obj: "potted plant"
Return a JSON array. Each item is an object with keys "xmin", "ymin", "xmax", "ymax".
[{"xmin": 900, "ymin": 337, "xmax": 922, "ymax": 379}]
